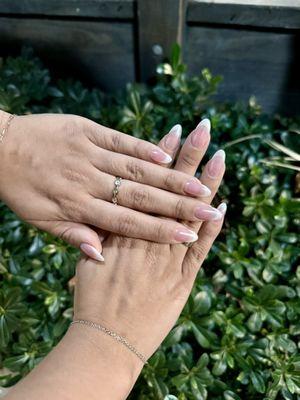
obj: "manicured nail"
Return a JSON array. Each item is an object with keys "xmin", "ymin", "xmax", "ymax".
[
  {"xmin": 217, "ymin": 202, "xmax": 227, "ymax": 215},
  {"xmin": 184, "ymin": 178, "xmax": 211, "ymax": 197},
  {"xmin": 164, "ymin": 124, "xmax": 182, "ymax": 150},
  {"xmin": 207, "ymin": 149, "xmax": 226, "ymax": 179},
  {"xmin": 80, "ymin": 243, "xmax": 105, "ymax": 262},
  {"xmin": 191, "ymin": 119, "xmax": 211, "ymax": 149},
  {"xmin": 150, "ymin": 149, "xmax": 173, "ymax": 164},
  {"xmin": 174, "ymin": 227, "xmax": 198, "ymax": 243},
  {"xmin": 195, "ymin": 204, "xmax": 223, "ymax": 221}
]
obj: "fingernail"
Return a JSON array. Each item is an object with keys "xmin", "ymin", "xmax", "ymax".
[
  {"xmin": 80, "ymin": 243, "xmax": 105, "ymax": 262},
  {"xmin": 195, "ymin": 204, "xmax": 223, "ymax": 221},
  {"xmin": 191, "ymin": 118, "xmax": 211, "ymax": 149},
  {"xmin": 184, "ymin": 178, "xmax": 211, "ymax": 197},
  {"xmin": 150, "ymin": 149, "xmax": 172, "ymax": 164},
  {"xmin": 207, "ymin": 149, "xmax": 226, "ymax": 179},
  {"xmin": 174, "ymin": 227, "xmax": 198, "ymax": 243},
  {"xmin": 217, "ymin": 202, "xmax": 227, "ymax": 215},
  {"xmin": 164, "ymin": 124, "xmax": 182, "ymax": 150}
]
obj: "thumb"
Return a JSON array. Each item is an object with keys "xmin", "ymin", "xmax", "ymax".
[{"xmin": 36, "ymin": 220, "xmax": 104, "ymax": 262}]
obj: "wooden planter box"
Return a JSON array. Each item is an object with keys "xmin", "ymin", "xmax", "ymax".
[{"xmin": 0, "ymin": 0, "xmax": 299, "ymax": 115}]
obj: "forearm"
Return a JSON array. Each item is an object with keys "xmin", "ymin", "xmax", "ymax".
[{"xmin": 6, "ymin": 323, "xmax": 142, "ymax": 400}]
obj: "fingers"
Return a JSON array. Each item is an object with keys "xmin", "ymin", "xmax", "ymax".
[
  {"xmin": 83, "ymin": 198, "xmax": 198, "ymax": 244},
  {"xmin": 35, "ymin": 220, "xmax": 104, "ymax": 262},
  {"xmin": 90, "ymin": 146, "xmax": 211, "ymax": 197},
  {"xmin": 174, "ymin": 119, "xmax": 211, "ymax": 175},
  {"xmin": 88, "ymin": 171, "xmax": 220, "ymax": 222},
  {"xmin": 86, "ymin": 120, "xmax": 172, "ymax": 165},
  {"xmin": 157, "ymin": 124, "xmax": 182, "ymax": 165},
  {"xmin": 182, "ymin": 203, "xmax": 227, "ymax": 281}
]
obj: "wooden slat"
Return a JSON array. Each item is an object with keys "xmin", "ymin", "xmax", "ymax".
[
  {"xmin": 0, "ymin": 0, "xmax": 134, "ymax": 19},
  {"xmin": 187, "ymin": 1, "xmax": 300, "ymax": 29},
  {"xmin": 137, "ymin": 0, "xmax": 187, "ymax": 82},
  {"xmin": 186, "ymin": 25, "xmax": 300, "ymax": 114},
  {"xmin": 0, "ymin": 18, "xmax": 135, "ymax": 91}
]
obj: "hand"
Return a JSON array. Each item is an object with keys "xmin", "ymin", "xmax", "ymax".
[
  {"xmin": 0, "ymin": 112, "xmax": 222, "ymax": 260},
  {"xmin": 73, "ymin": 121, "xmax": 226, "ymax": 396}
]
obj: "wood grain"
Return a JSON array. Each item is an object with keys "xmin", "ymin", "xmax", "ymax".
[
  {"xmin": 186, "ymin": 25, "xmax": 300, "ymax": 114},
  {"xmin": 137, "ymin": 0, "xmax": 187, "ymax": 82},
  {"xmin": 187, "ymin": 1, "xmax": 300, "ymax": 29},
  {"xmin": 0, "ymin": 0, "xmax": 134, "ymax": 19},
  {"xmin": 0, "ymin": 18, "xmax": 135, "ymax": 91}
]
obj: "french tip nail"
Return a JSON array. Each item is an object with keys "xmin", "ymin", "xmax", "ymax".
[
  {"xmin": 200, "ymin": 185, "xmax": 212, "ymax": 196},
  {"xmin": 217, "ymin": 202, "xmax": 227, "ymax": 215},
  {"xmin": 169, "ymin": 124, "xmax": 182, "ymax": 137},
  {"xmin": 214, "ymin": 149, "xmax": 226, "ymax": 161},
  {"xmin": 80, "ymin": 243, "xmax": 105, "ymax": 262},
  {"xmin": 161, "ymin": 153, "xmax": 173, "ymax": 163},
  {"xmin": 197, "ymin": 118, "xmax": 211, "ymax": 131}
]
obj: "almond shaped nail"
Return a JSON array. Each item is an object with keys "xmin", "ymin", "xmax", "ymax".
[
  {"xmin": 194, "ymin": 205, "xmax": 223, "ymax": 221},
  {"xmin": 207, "ymin": 149, "xmax": 226, "ymax": 179},
  {"xmin": 150, "ymin": 149, "xmax": 173, "ymax": 164},
  {"xmin": 164, "ymin": 124, "xmax": 182, "ymax": 150},
  {"xmin": 174, "ymin": 227, "xmax": 198, "ymax": 243},
  {"xmin": 184, "ymin": 179, "xmax": 211, "ymax": 197},
  {"xmin": 80, "ymin": 243, "xmax": 104, "ymax": 262},
  {"xmin": 217, "ymin": 202, "xmax": 227, "ymax": 215}
]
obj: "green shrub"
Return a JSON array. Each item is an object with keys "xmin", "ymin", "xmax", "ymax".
[{"xmin": 0, "ymin": 46, "xmax": 299, "ymax": 399}]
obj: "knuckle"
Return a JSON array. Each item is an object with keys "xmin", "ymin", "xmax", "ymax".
[
  {"xmin": 64, "ymin": 118, "xmax": 81, "ymax": 139},
  {"xmin": 110, "ymin": 133, "xmax": 121, "ymax": 151},
  {"xmin": 174, "ymin": 199, "xmax": 185, "ymax": 218},
  {"xmin": 132, "ymin": 187, "xmax": 151, "ymax": 209},
  {"xmin": 126, "ymin": 160, "xmax": 144, "ymax": 182},
  {"xmin": 164, "ymin": 171, "xmax": 176, "ymax": 190},
  {"xmin": 62, "ymin": 167, "xmax": 87, "ymax": 185},
  {"xmin": 117, "ymin": 214, "xmax": 137, "ymax": 236},
  {"xmin": 181, "ymin": 152, "xmax": 198, "ymax": 168},
  {"xmin": 153, "ymin": 221, "xmax": 166, "ymax": 242},
  {"xmin": 133, "ymin": 140, "xmax": 142, "ymax": 157},
  {"xmin": 61, "ymin": 196, "xmax": 86, "ymax": 222},
  {"xmin": 190, "ymin": 237, "xmax": 212, "ymax": 263}
]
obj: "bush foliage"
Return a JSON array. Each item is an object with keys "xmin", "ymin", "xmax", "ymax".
[{"xmin": 0, "ymin": 47, "xmax": 299, "ymax": 399}]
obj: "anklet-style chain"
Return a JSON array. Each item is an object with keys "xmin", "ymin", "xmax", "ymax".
[
  {"xmin": 71, "ymin": 319, "xmax": 148, "ymax": 365},
  {"xmin": 0, "ymin": 114, "xmax": 15, "ymax": 143}
]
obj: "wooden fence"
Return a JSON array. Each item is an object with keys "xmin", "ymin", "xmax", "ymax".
[{"xmin": 0, "ymin": 0, "xmax": 299, "ymax": 114}]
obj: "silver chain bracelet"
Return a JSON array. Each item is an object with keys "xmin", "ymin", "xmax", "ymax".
[
  {"xmin": 71, "ymin": 319, "xmax": 148, "ymax": 365},
  {"xmin": 0, "ymin": 114, "xmax": 15, "ymax": 143}
]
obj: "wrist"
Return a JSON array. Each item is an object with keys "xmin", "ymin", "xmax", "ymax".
[
  {"xmin": 67, "ymin": 322, "xmax": 142, "ymax": 398},
  {"xmin": 0, "ymin": 111, "xmax": 16, "ymax": 201}
]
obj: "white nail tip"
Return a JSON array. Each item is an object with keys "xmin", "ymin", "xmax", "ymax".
[
  {"xmin": 80, "ymin": 243, "xmax": 105, "ymax": 262},
  {"xmin": 189, "ymin": 232, "xmax": 199, "ymax": 242},
  {"xmin": 200, "ymin": 185, "xmax": 212, "ymax": 196},
  {"xmin": 169, "ymin": 124, "xmax": 182, "ymax": 138},
  {"xmin": 213, "ymin": 149, "xmax": 226, "ymax": 161},
  {"xmin": 161, "ymin": 154, "xmax": 173, "ymax": 163},
  {"xmin": 217, "ymin": 202, "xmax": 227, "ymax": 215},
  {"xmin": 197, "ymin": 118, "xmax": 211, "ymax": 131}
]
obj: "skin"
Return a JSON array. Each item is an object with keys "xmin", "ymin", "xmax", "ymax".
[
  {"xmin": 5, "ymin": 122, "xmax": 226, "ymax": 400},
  {"xmin": 0, "ymin": 111, "xmax": 223, "ymax": 260}
]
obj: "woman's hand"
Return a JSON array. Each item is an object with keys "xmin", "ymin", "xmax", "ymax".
[
  {"xmin": 0, "ymin": 111, "xmax": 221, "ymax": 260},
  {"xmin": 5, "ymin": 121, "xmax": 226, "ymax": 400},
  {"xmin": 73, "ymin": 123, "xmax": 226, "ymax": 397}
]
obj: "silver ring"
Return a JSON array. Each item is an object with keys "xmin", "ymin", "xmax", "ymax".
[
  {"xmin": 112, "ymin": 177, "xmax": 122, "ymax": 205},
  {"xmin": 183, "ymin": 242, "xmax": 193, "ymax": 248}
]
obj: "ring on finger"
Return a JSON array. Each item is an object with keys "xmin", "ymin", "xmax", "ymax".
[
  {"xmin": 112, "ymin": 176, "xmax": 122, "ymax": 205},
  {"xmin": 182, "ymin": 242, "xmax": 194, "ymax": 248}
]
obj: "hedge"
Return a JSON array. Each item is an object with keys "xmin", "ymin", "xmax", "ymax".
[{"xmin": 0, "ymin": 46, "xmax": 299, "ymax": 400}]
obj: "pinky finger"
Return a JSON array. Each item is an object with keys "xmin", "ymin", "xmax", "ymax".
[{"xmin": 182, "ymin": 202, "xmax": 227, "ymax": 281}]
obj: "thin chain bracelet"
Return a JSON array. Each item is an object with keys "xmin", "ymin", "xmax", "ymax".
[
  {"xmin": 0, "ymin": 114, "xmax": 15, "ymax": 143},
  {"xmin": 71, "ymin": 319, "xmax": 148, "ymax": 365}
]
